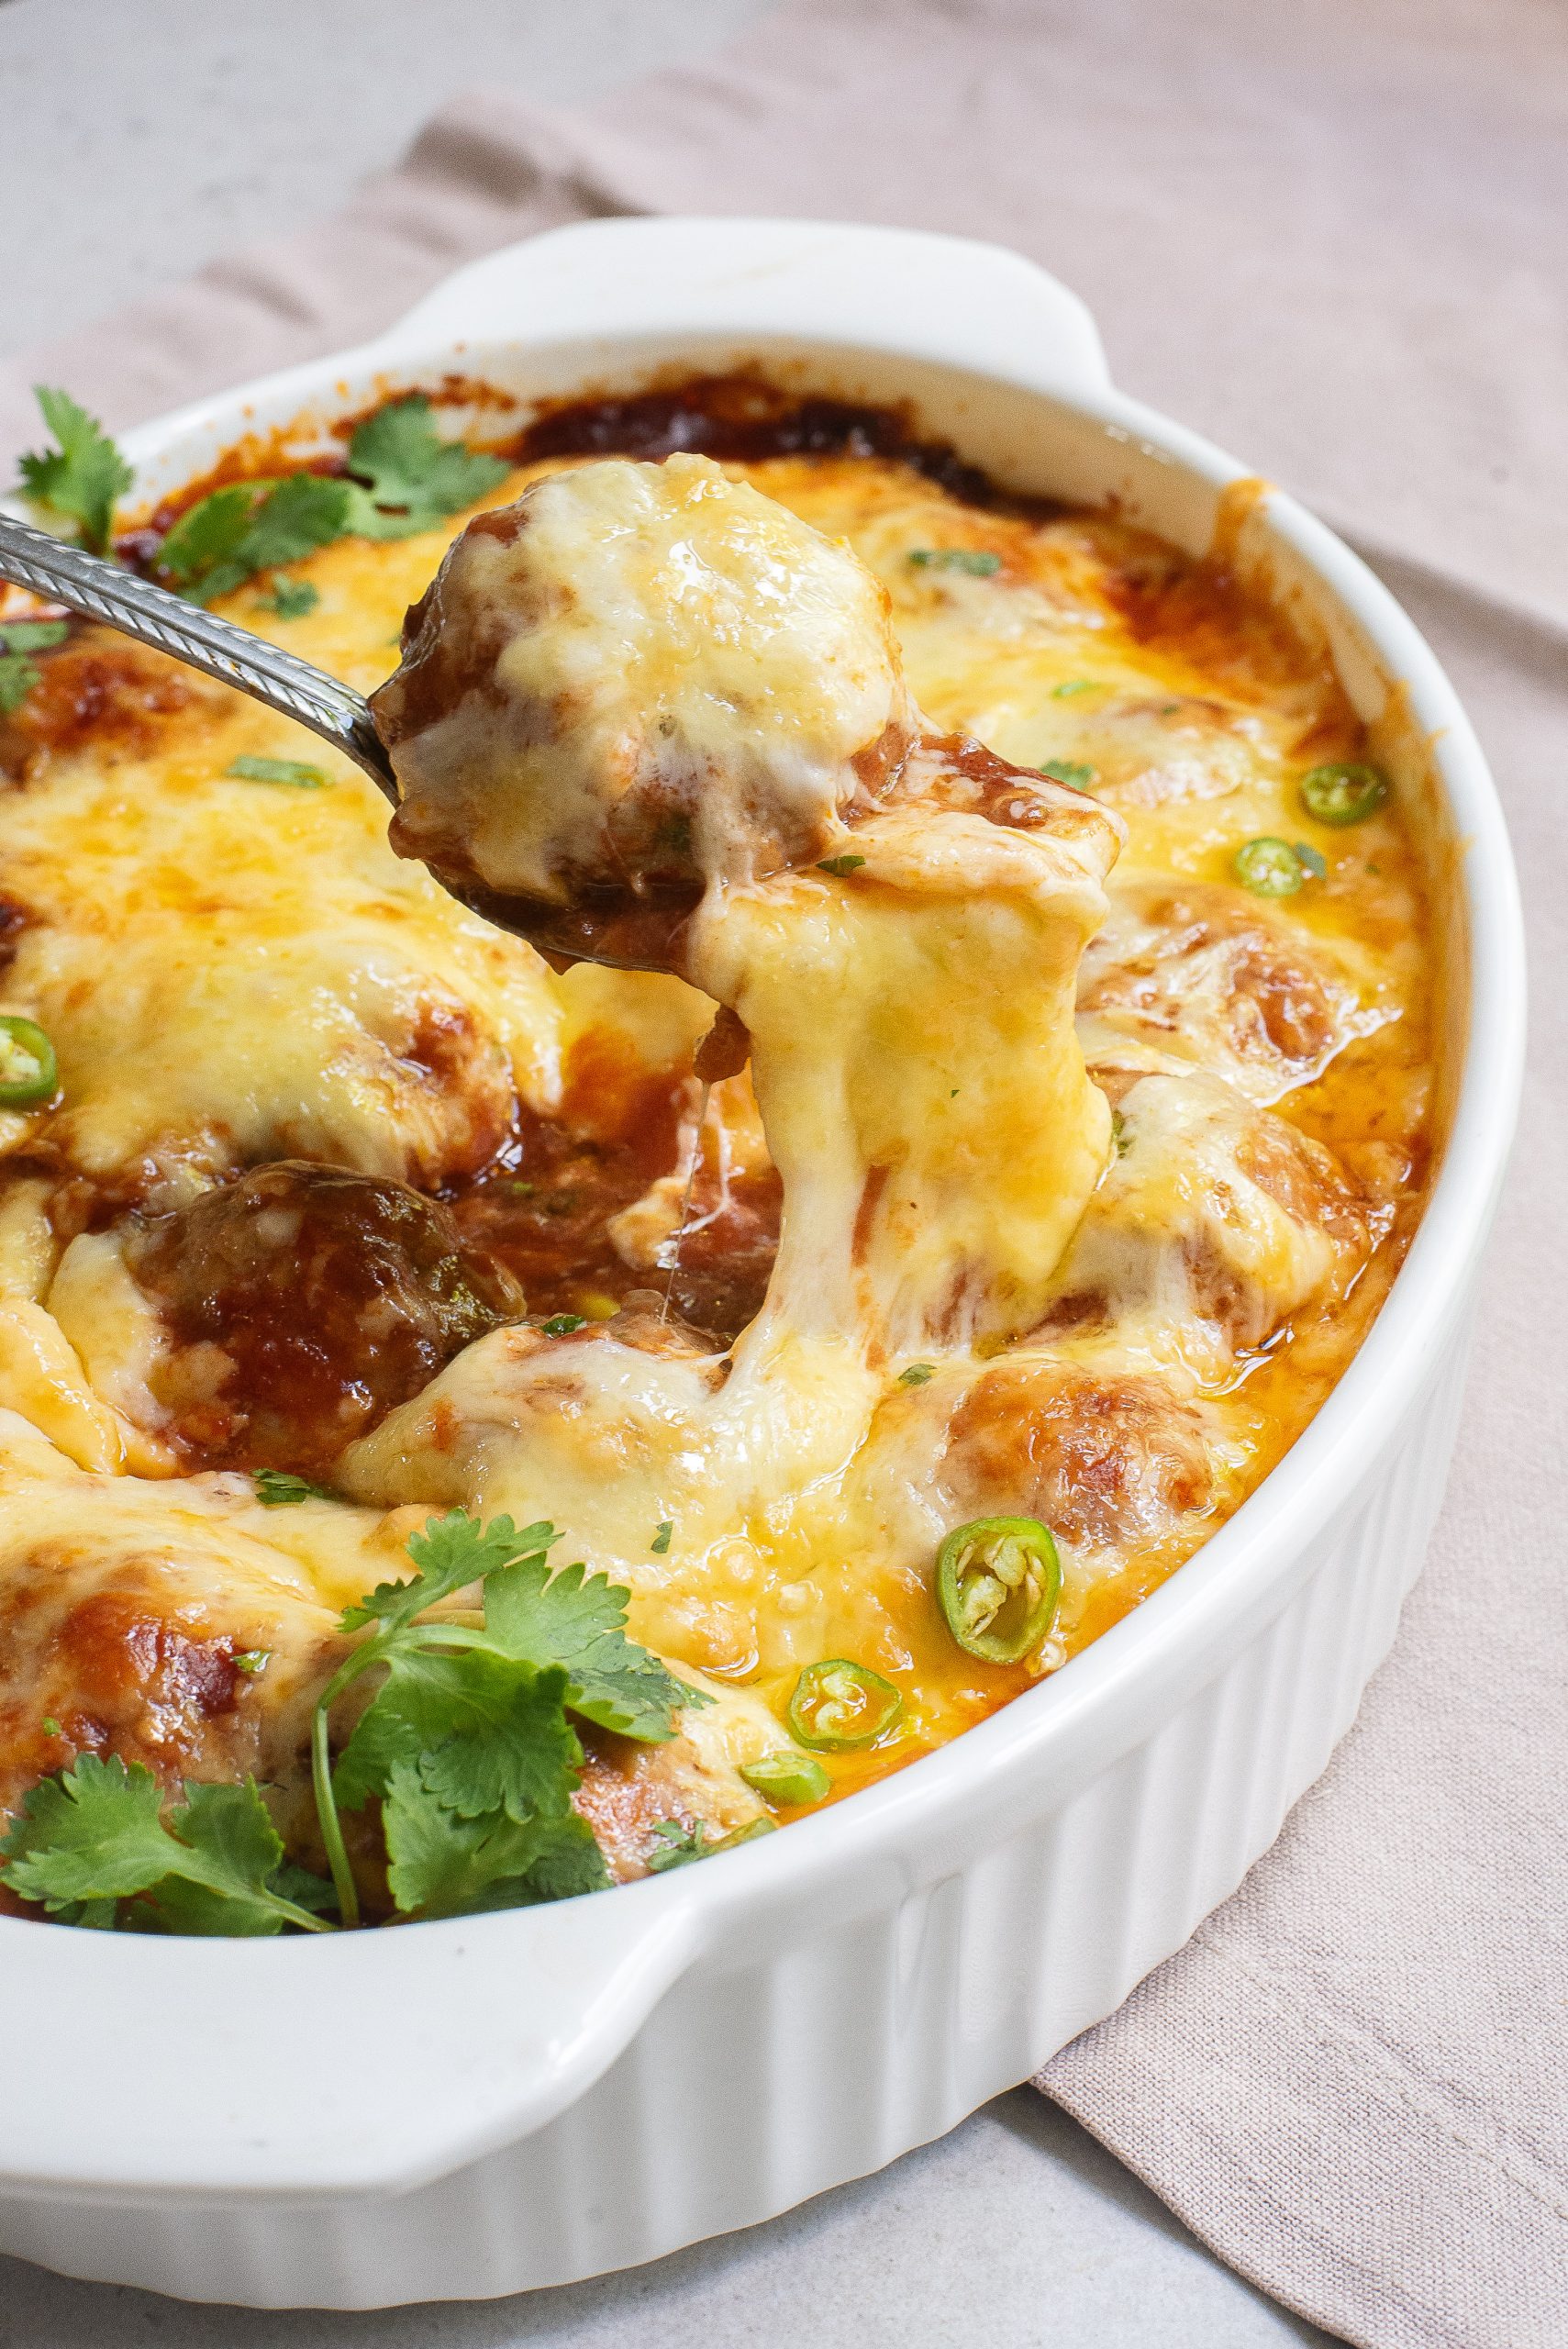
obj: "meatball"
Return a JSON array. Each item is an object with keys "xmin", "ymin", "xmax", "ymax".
[
  {"xmin": 940, "ymin": 1358, "xmax": 1218, "ymax": 1553},
  {"xmin": 126, "ymin": 1161, "xmax": 523, "ymax": 1473},
  {"xmin": 373, "ymin": 453, "xmax": 916, "ymax": 919}
]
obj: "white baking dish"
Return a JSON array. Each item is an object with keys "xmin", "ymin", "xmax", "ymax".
[{"xmin": 0, "ymin": 217, "xmax": 1524, "ymax": 2309}]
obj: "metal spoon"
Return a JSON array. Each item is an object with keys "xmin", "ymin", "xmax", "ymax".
[{"xmin": 0, "ymin": 511, "xmax": 397, "ymax": 802}]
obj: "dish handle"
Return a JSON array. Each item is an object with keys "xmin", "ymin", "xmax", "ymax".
[{"xmin": 375, "ymin": 215, "xmax": 1112, "ymax": 397}]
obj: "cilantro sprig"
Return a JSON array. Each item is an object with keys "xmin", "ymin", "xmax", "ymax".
[
  {"xmin": 0, "ymin": 1757, "xmax": 333, "ymax": 1934},
  {"xmin": 155, "ymin": 474, "xmax": 351, "ymax": 606},
  {"xmin": 13, "ymin": 384, "xmax": 511, "ymax": 618},
  {"xmin": 17, "ymin": 389, "xmax": 133, "ymax": 555},
  {"xmin": 150, "ymin": 393, "xmax": 509, "ymax": 607},
  {"xmin": 311, "ymin": 1509, "xmax": 708, "ymax": 1927},
  {"xmin": 1, "ymin": 1509, "xmax": 710, "ymax": 1935}
]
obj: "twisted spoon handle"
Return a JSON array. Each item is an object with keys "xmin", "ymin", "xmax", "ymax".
[{"xmin": 0, "ymin": 510, "xmax": 397, "ymax": 804}]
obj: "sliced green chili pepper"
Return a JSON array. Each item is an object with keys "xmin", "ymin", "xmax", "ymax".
[
  {"xmin": 0, "ymin": 1015, "xmax": 57, "ymax": 1108},
  {"xmin": 741, "ymin": 1750, "xmax": 831, "ymax": 1806},
  {"xmin": 1231, "ymin": 837, "xmax": 1306, "ymax": 897},
  {"xmin": 1299, "ymin": 762, "xmax": 1388, "ymax": 826},
  {"xmin": 936, "ymin": 1515, "xmax": 1062, "ymax": 1664},
  {"xmin": 787, "ymin": 1659, "xmax": 904, "ymax": 1752}
]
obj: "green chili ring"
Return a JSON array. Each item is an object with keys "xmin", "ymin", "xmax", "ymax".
[
  {"xmin": 1231, "ymin": 837, "xmax": 1306, "ymax": 897},
  {"xmin": 0, "ymin": 1015, "xmax": 58, "ymax": 1108},
  {"xmin": 936, "ymin": 1515, "xmax": 1062, "ymax": 1664},
  {"xmin": 1299, "ymin": 762, "xmax": 1389, "ymax": 827},
  {"xmin": 787, "ymin": 1659, "xmax": 904, "ymax": 1752}
]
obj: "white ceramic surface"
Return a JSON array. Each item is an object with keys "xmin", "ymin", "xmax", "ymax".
[{"xmin": 0, "ymin": 217, "xmax": 1525, "ymax": 2309}]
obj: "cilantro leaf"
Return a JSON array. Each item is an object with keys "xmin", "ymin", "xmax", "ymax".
[
  {"xmin": 153, "ymin": 484, "xmax": 261, "ymax": 596},
  {"xmin": 1, "ymin": 621, "xmax": 68, "ymax": 655},
  {"xmin": 132, "ymin": 1782, "xmax": 299, "ymax": 1937},
  {"xmin": 0, "ymin": 1755, "xmax": 332, "ymax": 1932},
  {"xmin": 236, "ymin": 473, "xmax": 350, "ymax": 573},
  {"xmin": 483, "ymin": 1553, "xmax": 708, "ymax": 1742},
  {"xmin": 380, "ymin": 1758, "xmax": 607, "ymax": 1918},
  {"xmin": 0, "ymin": 656, "xmax": 41, "ymax": 717},
  {"xmin": 261, "ymin": 577, "xmax": 319, "ymax": 620},
  {"xmin": 521, "ymin": 1812, "xmax": 614, "ymax": 1901},
  {"xmin": 0, "ymin": 620, "xmax": 70, "ymax": 718},
  {"xmin": 343, "ymin": 397, "xmax": 508, "ymax": 540},
  {"xmin": 332, "ymin": 1649, "xmax": 580, "ymax": 1822},
  {"xmin": 1040, "ymin": 759, "xmax": 1096, "ymax": 791},
  {"xmin": 253, "ymin": 1468, "xmax": 335, "ymax": 1506},
  {"xmin": 338, "ymin": 1509, "xmax": 557, "ymax": 1636},
  {"xmin": 17, "ymin": 388, "xmax": 133, "ymax": 554}
]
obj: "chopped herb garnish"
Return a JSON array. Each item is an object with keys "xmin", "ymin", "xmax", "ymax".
[
  {"xmin": 505, "ymin": 1178, "xmax": 537, "ymax": 1197},
  {"xmin": 1051, "ymin": 678, "xmax": 1099, "ymax": 697},
  {"xmin": 897, "ymin": 1364, "xmax": 934, "ymax": 1387},
  {"xmin": 17, "ymin": 388, "xmax": 133, "ymax": 555},
  {"xmin": 0, "ymin": 660, "xmax": 39, "ymax": 718},
  {"xmin": 540, "ymin": 1313, "xmax": 586, "ymax": 1337},
  {"xmin": 646, "ymin": 1819, "xmax": 710, "ymax": 1872},
  {"xmin": 226, "ymin": 755, "xmax": 329, "ymax": 789},
  {"xmin": 817, "ymin": 853, "xmax": 866, "ymax": 876},
  {"xmin": 645, "ymin": 1815, "xmax": 775, "ymax": 1872},
  {"xmin": 651, "ymin": 1522, "xmax": 673, "ymax": 1554},
  {"xmin": 41, "ymin": 1719, "xmax": 61, "ymax": 1739},
  {"xmin": 232, "ymin": 1651, "xmax": 271, "ymax": 1676},
  {"xmin": 907, "ymin": 547, "xmax": 1001, "ymax": 575},
  {"xmin": 1, "ymin": 621, "xmax": 68, "ymax": 655},
  {"xmin": 0, "ymin": 619, "xmax": 70, "ymax": 718},
  {"xmin": 1111, "ymin": 1108, "xmax": 1132, "ymax": 1156},
  {"xmin": 261, "ymin": 577, "xmax": 320, "ymax": 620},
  {"xmin": 253, "ymin": 1468, "xmax": 334, "ymax": 1507},
  {"xmin": 1040, "ymin": 760, "xmax": 1096, "ymax": 791}
]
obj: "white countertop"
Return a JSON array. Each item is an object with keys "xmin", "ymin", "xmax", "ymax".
[{"xmin": 0, "ymin": 6, "xmax": 1336, "ymax": 2340}]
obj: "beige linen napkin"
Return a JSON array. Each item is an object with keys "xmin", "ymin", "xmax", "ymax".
[{"xmin": 4, "ymin": 7, "xmax": 1565, "ymax": 2342}]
